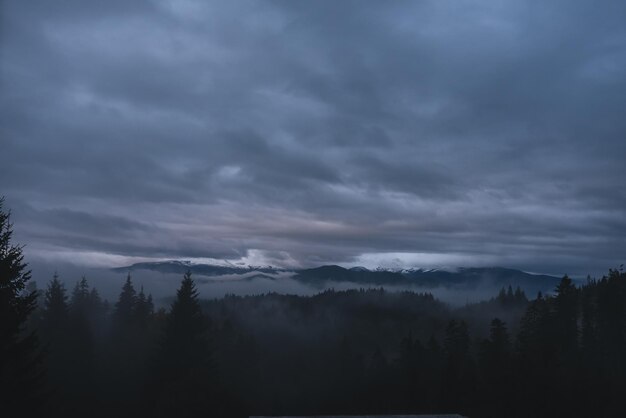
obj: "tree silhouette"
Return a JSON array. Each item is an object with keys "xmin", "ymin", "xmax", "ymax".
[
  {"xmin": 0, "ymin": 197, "xmax": 44, "ymax": 412},
  {"xmin": 442, "ymin": 320, "xmax": 475, "ymax": 414},
  {"xmin": 66, "ymin": 276, "xmax": 96, "ymax": 405},
  {"xmin": 0, "ymin": 205, "xmax": 621, "ymax": 418},
  {"xmin": 42, "ymin": 274, "xmax": 69, "ymax": 333},
  {"xmin": 514, "ymin": 286, "xmax": 527, "ymax": 304},
  {"xmin": 40, "ymin": 274, "xmax": 74, "ymax": 413},
  {"xmin": 134, "ymin": 285, "xmax": 154, "ymax": 327},
  {"xmin": 114, "ymin": 273, "xmax": 137, "ymax": 332},
  {"xmin": 580, "ymin": 278, "xmax": 598, "ymax": 360},
  {"xmin": 161, "ymin": 271, "xmax": 210, "ymax": 369},
  {"xmin": 70, "ymin": 276, "xmax": 92, "ymax": 323},
  {"xmin": 41, "ymin": 274, "xmax": 70, "ymax": 362},
  {"xmin": 479, "ymin": 318, "xmax": 512, "ymax": 417},
  {"xmin": 154, "ymin": 271, "xmax": 214, "ymax": 417},
  {"xmin": 442, "ymin": 320, "xmax": 475, "ymax": 412},
  {"xmin": 554, "ymin": 275, "xmax": 579, "ymax": 354}
]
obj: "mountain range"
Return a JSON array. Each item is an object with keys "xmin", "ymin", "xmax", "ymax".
[{"xmin": 112, "ymin": 260, "xmax": 565, "ymax": 296}]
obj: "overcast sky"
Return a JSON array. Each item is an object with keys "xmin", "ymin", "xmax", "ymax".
[{"xmin": 1, "ymin": 0, "xmax": 625, "ymax": 276}]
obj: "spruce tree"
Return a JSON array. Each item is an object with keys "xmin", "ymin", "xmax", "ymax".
[
  {"xmin": 134, "ymin": 285, "xmax": 154, "ymax": 327},
  {"xmin": 113, "ymin": 273, "xmax": 137, "ymax": 333},
  {"xmin": 0, "ymin": 198, "xmax": 44, "ymax": 411},
  {"xmin": 479, "ymin": 319, "xmax": 512, "ymax": 417},
  {"xmin": 41, "ymin": 274, "xmax": 73, "ymax": 412},
  {"xmin": 67, "ymin": 275, "xmax": 95, "ymax": 389},
  {"xmin": 488, "ymin": 318, "xmax": 510, "ymax": 358},
  {"xmin": 479, "ymin": 319, "xmax": 511, "ymax": 383},
  {"xmin": 162, "ymin": 271, "xmax": 209, "ymax": 368},
  {"xmin": 42, "ymin": 274, "xmax": 68, "ymax": 337},
  {"xmin": 554, "ymin": 275, "xmax": 579, "ymax": 353},
  {"xmin": 70, "ymin": 276, "xmax": 90, "ymax": 316},
  {"xmin": 514, "ymin": 286, "xmax": 527, "ymax": 305},
  {"xmin": 442, "ymin": 320, "xmax": 475, "ymax": 413},
  {"xmin": 155, "ymin": 271, "xmax": 213, "ymax": 417}
]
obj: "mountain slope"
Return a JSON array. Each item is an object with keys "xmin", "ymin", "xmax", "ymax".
[
  {"xmin": 294, "ymin": 265, "xmax": 561, "ymax": 295},
  {"xmin": 113, "ymin": 260, "xmax": 563, "ymax": 295},
  {"xmin": 111, "ymin": 260, "xmax": 281, "ymax": 276}
]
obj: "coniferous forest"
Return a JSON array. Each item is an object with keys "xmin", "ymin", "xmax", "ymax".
[{"xmin": 2, "ymin": 199, "xmax": 626, "ymax": 418}]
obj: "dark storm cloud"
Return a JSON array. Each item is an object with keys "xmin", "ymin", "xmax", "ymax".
[{"xmin": 1, "ymin": 0, "xmax": 625, "ymax": 276}]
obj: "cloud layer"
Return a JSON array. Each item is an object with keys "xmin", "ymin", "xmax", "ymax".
[{"xmin": 2, "ymin": 0, "xmax": 625, "ymax": 276}]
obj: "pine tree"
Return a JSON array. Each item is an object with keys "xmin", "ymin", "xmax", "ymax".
[
  {"xmin": 496, "ymin": 287, "xmax": 507, "ymax": 305},
  {"xmin": 67, "ymin": 275, "xmax": 95, "ymax": 386},
  {"xmin": 162, "ymin": 271, "xmax": 209, "ymax": 368},
  {"xmin": 88, "ymin": 287, "xmax": 102, "ymax": 311},
  {"xmin": 515, "ymin": 293, "xmax": 560, "ymax": 416},
  {"xmin": 517, "ymin": 293, "xmax": 554, "ymax": 367},
  {"xmin": 154, "ymin": 271, "xmax": 213, "ymax": 417},
  {"xmin": 42, "ymin": 274, "xmax": 68, "ymax": 337},
  {"xmin": 88, "ymin": 287, "xmax": 104, "ymax": 319},
  {"xmin": 134, "ymin": 286, "xmax": 154, "ymax": 327},
  {"xmin": 478, "ymin": 318, "xmax": 513, "ymax": 417},
  {"xmin": 0, "ymin": 198, "xmax": 44, "ymax": 412},
  {"xmin": 514, "ymin": 286, "xmax": 528, "ymax": 305},
  {"xmin": 40, "ymin": 274, "xmax": 73, "ymax": 412},
  {"xmin": 113, "ymin": 273, "xmax": 137, "ymax": 335},
  {"xmin": 554, "ymin": 275, "xmax": 579, "ymax": 353},
  {"xmin": 70, "ymin": 276, "xmax": 90, "ymax": 316},
  {"xmin": 116, "ymin": 274, "xmax": 136, "ymax": 315},
  {"xmin": 580, "ymin": 281, "xmax": 597, "ymax": 358},
  {"xmin": 442, "ymin": 320, "xmax": 475, "ymax": 413},
  {"xmin": 479, "ymin": 318, "xmax": 511, "ymax": 383}
]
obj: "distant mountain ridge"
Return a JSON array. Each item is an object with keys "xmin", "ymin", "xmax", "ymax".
[
  {"xmin": 111, "ymin": 260, "xmax": 283, "ymax": 276},
  {"xmin": 113, "ymin": 260, "xmax": 564, "ymax": 295},
  {"xmin": 295, "ymin": 265, "xmax": 562, "ymax": 294}
]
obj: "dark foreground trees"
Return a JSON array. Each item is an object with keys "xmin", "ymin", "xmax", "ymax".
[
  {"xmin": 153, "ymin": 271, "xmax": 215, "ymax": 417},
  {"xmin": 0, "ymin": 198, "xmax": 43, "ymax": 413},
  {"xmin": 13, "ymin": 266, "xmax": 625, "ymax": 418},
  {"xmin": 2, "ymin": 197, "xmax": 625, "ymax": 418},
  {"xmin": 8, "ymin": 265, "xmax": 626, "ymax": 418}
]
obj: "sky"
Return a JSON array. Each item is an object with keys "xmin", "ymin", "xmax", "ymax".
[{"xmin": 1, "ymin": 0, "xmax": 625, "ymax": 277}]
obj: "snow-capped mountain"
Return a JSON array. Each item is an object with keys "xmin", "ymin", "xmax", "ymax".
[
  {"xmin": 112, "ymin": 260, "xmax": 564, "ymax": 296},
  {"xmin": 112, "ymin": 259, "xmax": 283, "ymax": 277}
]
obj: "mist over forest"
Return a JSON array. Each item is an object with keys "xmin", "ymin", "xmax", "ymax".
[
  {"xmin": 25, "ymin": 258, "xmax": 572, "ymax": 308},
  {"xmin": 3, "ymin": 0, "xmax": 626, "ymax": 417},
  {"xmin": 4, "ymin": 197, "xmax": 626, "ymax": 417}
]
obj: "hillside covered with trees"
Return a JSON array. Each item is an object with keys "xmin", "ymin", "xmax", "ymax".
[{"xmin": 2, "ymin": 199, "xmax": 626, "ymax": 418}]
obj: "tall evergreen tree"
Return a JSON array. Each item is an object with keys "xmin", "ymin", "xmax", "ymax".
[
  {"xmin": 479, "ymin": 318, "xmax": 512, "ymax": 417},
  {"xmin": 155, "ymin": 271, "xmax": 213, "ymax": 417},
  {"xmin": 40, "ymin": 275, "xmax": 73, "ymax": 414},
  {"xmin": 134, "ymin": 286, "xmax": 154, "ymax": 327},
  {"xmin": 161, "ymin": 271, "xmax": 209, "ymax": 369},
  {"xmin": 514, "ymin": 286, "xmax": 528, "ymax": 305},
  {"xmin": 41, "ymin": 274, "xmax": 68, "ymax": 338},
  {"xmin": 442, "ymin": 320, "xmax": 475, "ymax": 414},
  {"xmin": 580, "ymin": 277, "xmax": 598, "ymax": 360},
  {"xmin": 0, "ymin": 198, "xmax": 44, "ymax": 412},
  {"xmin": 554, "ymin": 275, "xmax": 579, "ymax": 353},
  {"xmin": 67, "ymin": 275, "xmax": 95, "ymax": 394},
  {"xmin": 516, "ymin": 293, "xmax": 560, "ymax": 416},
  {"xmin": 480, "ymin": 318, "xmax": 511, "ymax": 370},
  {"xmin": 70, "ymin": 276, "xmax": 90, "ymax": 316},
  {"xmin": 113, "ymin": 274, "xmax": 137, "ymax": 336}
]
